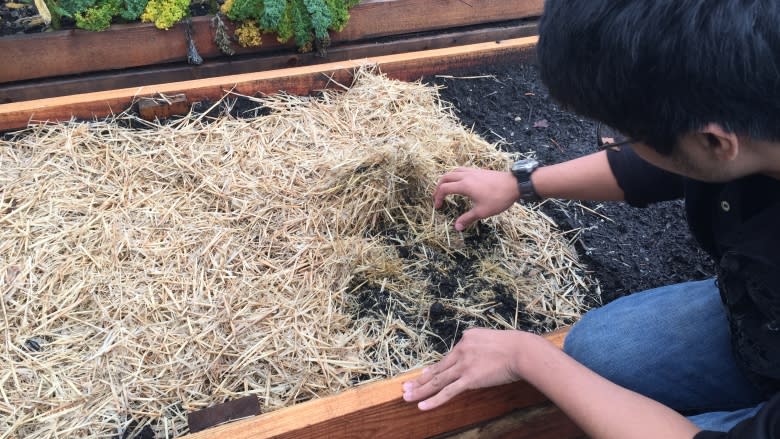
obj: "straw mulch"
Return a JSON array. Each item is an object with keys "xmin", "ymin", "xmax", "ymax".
[{"xmin": 0, "ymin": 68, "xmax": 590, "ymax": 438}]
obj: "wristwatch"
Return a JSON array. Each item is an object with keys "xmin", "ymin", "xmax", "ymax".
[{"xmin": 511, "ymin": 159, "xmax": 541, "ymax": 202}]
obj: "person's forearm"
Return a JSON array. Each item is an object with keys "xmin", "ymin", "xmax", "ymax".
[
  {"xmin": 516, "ymin": 333, "xmax": 700, "ymax": 439},
  {"xmin": 533, "ymin": 151, "xmax": 625, "ymax": 201}
]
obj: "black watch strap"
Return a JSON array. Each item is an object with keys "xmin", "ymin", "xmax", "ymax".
[
  {"xmin": 518, "ymin": 178, "xmax": 541, "ymax": 202},
  {"xmin": 511, "ymin": 159, "xmax": 541, "ymax": 202}
]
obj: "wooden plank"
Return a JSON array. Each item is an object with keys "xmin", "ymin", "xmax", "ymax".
[
  {"xmin": 184, "ymin": 329, "xmax": 568, "ymax": 439},
  {"xmin": 0, "ymin": 36, "xmax": 538, "ymax": 132},
  {"xmin": 0, "ymin": 21, "xmax": 537, "ymax": 103},
  {"xmin": 438, "ymin": 403, "xmax": 584, "ymax": 439},
  {"xmin": 0, "ymin": 0, "xmax": 543, "ymax": 84},
  {"xmin": 335, "ymin": 0, "xmax": 543, "ymax": 41}
]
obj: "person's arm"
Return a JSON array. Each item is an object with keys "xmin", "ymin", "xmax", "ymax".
[
  {"xmin": 402, "ymin": 328, "xmax": 701, "ymax": 439},
  {"xmin": 434, "ymin": 151, "xmax": 623, "ymax": 231}
]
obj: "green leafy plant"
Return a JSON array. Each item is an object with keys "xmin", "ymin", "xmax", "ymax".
[
  {"xmin": 40, "ymin": 0, "xmax": 359, "ymax": 54},
  {"xmin": 45, "ymin": 0, "xmax": 148, "ymax": 30},
  {"xmin": 221, "ymin": 0, "xmax": 360, "ymax": 53},
  {"xmin": 120, "ymin": 0, "xmax": 148, "ymax": 20},
  {"xmin": 74, "ymin": 0, "xmax": 119, "ymax": 30},
  {"xmin": 141, "ymin": 0, "xmax": 190, "ymax": 29},
  {"xmin": 235, "ymin": 18, "xmax": 261, "ymax": 46}
]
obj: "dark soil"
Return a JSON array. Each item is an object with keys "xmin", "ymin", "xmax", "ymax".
[
  {"xmin": 425, "ymin": 63, "xmax": 715, "ymax": 303},
  {"xmin": 0, "ymin": 1, "xmax": 44, "ymax": 36},
  {"xmin": 349, "ymin": 220, "xmax": 563, "ymax": 354}
]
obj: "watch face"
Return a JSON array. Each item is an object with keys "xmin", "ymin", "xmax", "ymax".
[{"xmin": 512, "ymin": 159, "xmax": 538, "ymax": 174}]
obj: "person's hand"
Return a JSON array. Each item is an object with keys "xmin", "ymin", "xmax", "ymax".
[
  {"xmin": 402, "ymin": 328, "xmax": 530, "ymax": 410},
  {"xmin": 433, "ymin": 168, "xmax": 520, "ymax": 231}
]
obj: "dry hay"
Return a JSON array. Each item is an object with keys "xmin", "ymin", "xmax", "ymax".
[{"xmin": 0, "ymin": 68, "xmax": 590, "ymax": 438}]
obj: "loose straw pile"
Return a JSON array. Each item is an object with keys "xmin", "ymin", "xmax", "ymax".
[{"xmin": 0, "ymin": 68, "xmax": 589, "ymax": 437}]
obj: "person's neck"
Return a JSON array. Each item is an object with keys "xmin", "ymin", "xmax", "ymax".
[{"xmin": 751, "ymin": 139, "xmax": 780, "ymax": 180}]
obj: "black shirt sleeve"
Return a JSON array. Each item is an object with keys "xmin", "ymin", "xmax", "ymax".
[
  {"xmin": 606, "ymin": 146, "xmax": 685, "ymax": 207},
  {"xmin": 693, "ymin": 393, "xmax": 780, "ymax": 439}
]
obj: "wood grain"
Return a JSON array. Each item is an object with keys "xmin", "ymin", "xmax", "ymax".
[
  {"xmin": 0, "ymin": 36, "xmax": 538, "ymax": 132},
  {"xmin": 0, "ymin": 0, "xmax": 543, "ymax": 83},
  {"xmin": 184, "ymin": 328, "xmax": 569, "ymax": 439},
  {"xmin": 439, "ymin": 403, "xmax": 584, "ymax": 439},
  {"xmin": 0, "ymin": 21, "xmax": 538, "ymax": 103}
]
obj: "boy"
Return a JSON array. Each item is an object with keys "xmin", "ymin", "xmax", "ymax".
[{"xmin": 402, "ymin": 1, "xmax": 780, "ymax": 437}]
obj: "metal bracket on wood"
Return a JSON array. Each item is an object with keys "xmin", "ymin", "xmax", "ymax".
[
  {"xmin": 187, "ymin": 395, "xmax": 262, "ymax": 434},
  {"xmin": 136, "ymin": 94, "xmax": 190, "ymax": 121}
]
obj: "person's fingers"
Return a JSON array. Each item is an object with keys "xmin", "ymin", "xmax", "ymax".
[
  {"xmin": 402, "ymin": 348, "xmax": 461, "ymax": 401},
  {"xmin": 454, "ymin": 209, "xmax": 480, "ymax": 231},
  {"xmin": 406, "ymin": 349, "xmax": 459, "ymax": 389},
  {"xmin": 433, "ymin": 168, "xmax": 479, "ymax": 207},
  {"xmin": 433, "ymin": 181, "xmax": 463, "ymax": 209},
  {"xmin": 403, "ymin": 361, "xmax": 461, "ymax": 403},
  {"xmin": 417, "ymin": 379, "xmax": 468, "ymax": 411},
  {"xmin": 435, "ymin": 170, "xmax": 469, "ymax": 191}
]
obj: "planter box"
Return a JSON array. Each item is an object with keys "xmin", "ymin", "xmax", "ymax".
[
  {"xmin": 182, "ymin": 330, "xmax": 581, "ymax": 439},
  {"xmin": 0, "ymin": 34, "xmax": 582, "ymax": 439},
  {"xmin": 0, "ymin": 0, "xmax": 543, "ymax": 84},
  {"xmin": 0, "ymin": 36, "xmax": 538, "ymax": 131}
]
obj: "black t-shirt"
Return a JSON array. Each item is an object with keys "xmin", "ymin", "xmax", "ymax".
[
  {"xmin": 606, "ymin": 147, "xmax": 780, "ymax": 438},
  {"xmin": 694, "ymin": 393, "xmax": 780, "ymax": 438}
]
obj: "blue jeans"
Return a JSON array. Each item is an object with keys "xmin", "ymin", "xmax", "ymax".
[{"xmin": 564, "ymin": 279, "xmax": 768, "ymax": 432}]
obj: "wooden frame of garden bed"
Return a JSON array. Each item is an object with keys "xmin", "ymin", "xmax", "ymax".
[
  {"xmin": 183, "ymin": 330, "xmax": 582, "ymax": 439},
  {"xmin": 0, "ymin": 36, "xmax": 538, "ymax": 132},
  {"xmin": 0, "ymin": 0, "xmax": 543, "ymax": 85},
  {"xmin": 1, "ymin": 35, "xmax": 583, "ymax": 438},
  {"xmin": 0, "ymin": 20, "xmax": 539, "ymax": 103}
]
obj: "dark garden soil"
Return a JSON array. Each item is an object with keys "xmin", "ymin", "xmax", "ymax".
[
  {"xmin": 425, "ymin": 63, "xmax": 716, "ymax": 304},
  {"xmin": 0, "ymin": 1, "xmax": 44, "ymax": 36}
]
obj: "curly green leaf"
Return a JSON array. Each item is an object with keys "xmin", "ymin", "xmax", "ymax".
[
  {"xmin": 259, "ymin": 0, "xmax": 285, "ymax": 30},
  {"xmin": 303, "ymin": 0, "xmax": 331, "ymax": 39},
  {"xmin": 275, "ymin": 0, "xmax": 294, "ymax": 43},
  {"xmin": 119, "ymin": 0, "xmax": 147, "ymax": 20},
  {"xmin": 141, "ymin": 0, "xmax": 189, "ymax": 29},
  {"xmin": 58, "ymin": 0, "xmax": 97, "ymax": 16},
  {"xmin": 75, "ymin": 0, "xmax": 119, "ymax": 30},
  {"xmin": 225, "ymin": 0, "xmax": 262, "ymax": 22},
  {"xmin": 291, "ymin": 0, "xmax": 313, "ymax": 50},
  {"xmin": 324, "ymin": 0, "xmax": 349, "ymax": 32}
]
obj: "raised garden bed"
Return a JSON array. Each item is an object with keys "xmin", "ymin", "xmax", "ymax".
[
  {"xmin": 0, "ymin": 36, "xmax": 539, "ymax": 131},
  {"xmin": 0, "ymin": 0, "xmax": 543, "ymax": 86},
  {"xmin": 0, "ymin": 11, "xmax": 714, "ymax": 436},
  {"xmin": 1, "ymin": 38, "xmax": 595, "ymax": 438},
  {"xmin": 182, "ymin": 331, "xmax": 582, "ymax": 439}
]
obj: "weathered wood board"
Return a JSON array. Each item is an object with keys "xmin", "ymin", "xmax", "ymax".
[
  {"xmin": 0, "ymin": 0, "xmax": 543, "ymax": 84},
  {"xmin": 0, "ymin": 36, "xmax": 538, "ymax": 132},
  {"xmin": 0, "ymin": 21, "xmax": 537, "ymax": 102},
  {"xmin": 183, "ymin": 330, "xmax": 578, "ymax": 439}
]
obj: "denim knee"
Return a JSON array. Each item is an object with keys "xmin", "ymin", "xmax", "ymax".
[{"xmin": 563, "ymin": 307, "xmax": 615, "ymax": 374}]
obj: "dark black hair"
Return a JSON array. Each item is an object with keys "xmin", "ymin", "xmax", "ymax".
[{"xmin": 538, "ymin": 0, "xmax": 780, "ymax": 155}]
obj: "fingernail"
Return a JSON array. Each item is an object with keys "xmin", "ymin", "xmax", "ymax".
[
  {"xmin": 418, "ymin": 401, "xmax": 428, "ymax": 410},
  {"xmin": 403, "ymin": 382, "xmax": 413, "ymax": 392},
  {"xmin": 454, "ymin": 223, "xmax": 463, "ymax": 231},
  {"xmin": 403, "ymin": 392, "xmax": 412, "ymax": 401}
]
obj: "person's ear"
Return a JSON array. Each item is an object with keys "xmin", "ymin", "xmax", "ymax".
[{"xmin": 698, "ymin": 123, "xmax": 740, "ymax": 162}]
